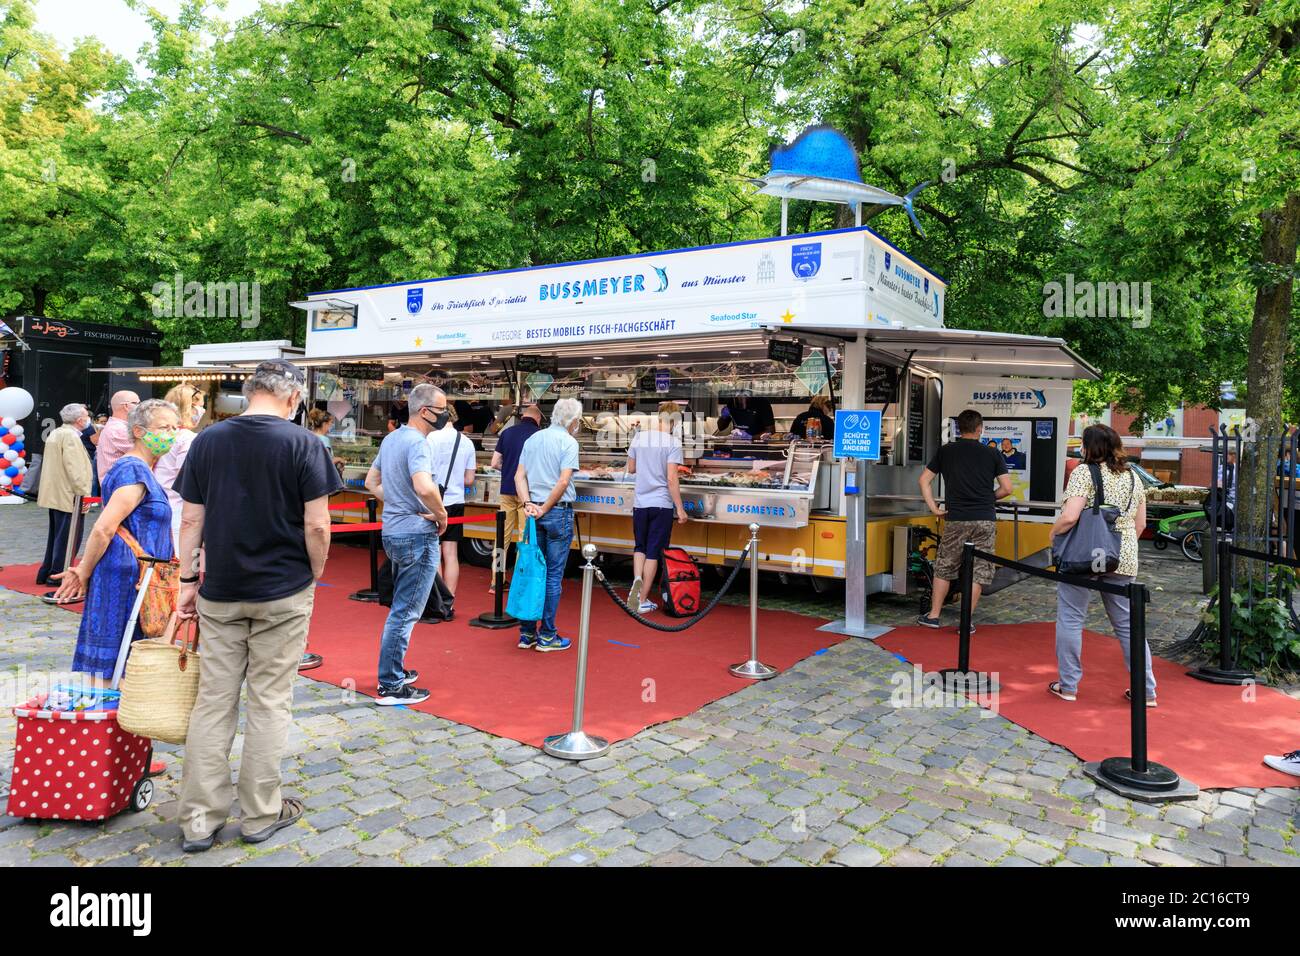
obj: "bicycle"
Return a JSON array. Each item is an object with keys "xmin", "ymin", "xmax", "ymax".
[
  {"xmin": 907, "ymin": 526, "xmax": 942, "ymax": 615},
  {"xmin": 1150, "ymin": 509, "xmax": 1208, "ymax": 562}
]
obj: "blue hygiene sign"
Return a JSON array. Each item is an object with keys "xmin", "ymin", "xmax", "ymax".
[{"xmin": 833, "ymin": 410, "xmax": 882, "ymax": 461}]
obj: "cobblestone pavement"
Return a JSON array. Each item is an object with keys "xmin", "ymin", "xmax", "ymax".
[{"xmin": 1, "ymin": 501, "xmax": 1296, "ymax": 867}]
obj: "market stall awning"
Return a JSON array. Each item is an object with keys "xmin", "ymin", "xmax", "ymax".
[
  {"xmin": 90, "ymin": 365, "xmax": 252, "ymax": 382},
  {"xmin": 861, "ymin": 328, "xmax": 1099, "ymax": 380}
]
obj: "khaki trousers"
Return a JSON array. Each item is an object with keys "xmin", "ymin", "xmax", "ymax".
[
  {"xmin": 177, "ymin": 583, "xmax": 314, "ymax": 839},
  {"xmin": 497, "ymin": 494, "xmax": 529, "ymax": 577}
]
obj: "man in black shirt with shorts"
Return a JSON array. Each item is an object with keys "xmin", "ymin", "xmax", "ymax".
[{"xmin": 918, "ymin": 409, "xmax": 1012, "ymax": 628}]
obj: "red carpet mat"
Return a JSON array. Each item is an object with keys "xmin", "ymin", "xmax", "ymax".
[
  {"xmin": 1, "ymin": 549, "xmax": 840, "ymax": 747},
  {"xmin": 878, "ymin": 624, "xmax": 1300, "ymax": 790}
]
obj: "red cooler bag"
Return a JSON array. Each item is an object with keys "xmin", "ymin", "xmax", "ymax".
[
  {"xmin": 660, "ymin": 547, "xmax": 701, "ymax": 617},
  {"xmin": 6, "ymin": 697, "xmax": 151, "ymax": 822}
]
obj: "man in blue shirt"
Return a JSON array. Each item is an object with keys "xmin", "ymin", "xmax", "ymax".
[
  {"xmin": 365, "ymin": 383, "xmax": 449, "ymax": 704},
  {"xmin": 489, "ymin": 402, "xmax": 541, "ymax": 591},
  {"xmin": 514, "ymin": 398, "xmax": 582, "ymax": 651}
]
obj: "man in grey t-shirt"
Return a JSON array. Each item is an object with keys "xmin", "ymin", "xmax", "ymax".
[
  {"xmin": 365, "ymin": 384, "xmax": 449, "ymax": 705},
  {"xmin": 626, "ymin": 404, "xmax": 689, "ymax": 612}
]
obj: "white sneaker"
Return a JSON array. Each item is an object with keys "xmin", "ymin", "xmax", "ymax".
[
  {"xmin": 638, "ymin": 600, "xmax": 658, "ymax": 614},
  {"xmin": 1263, "ymin": 750, "xmax": 1300, "ymax": 777},
  {"xmin": 627, "ymin": 577, "xmax": 643, "ymax": 610}
]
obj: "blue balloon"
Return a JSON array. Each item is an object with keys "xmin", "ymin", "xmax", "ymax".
[
  {"xmin": 3, "ymin": 466, "xmax": 17, "ymax": 478},
  {"xmin": 0, "ymin": 427, "xmax": 8, "ymax": 437},
  {"xmin": 11, "ymin": 442, "xmax": 22, "ymax": 453}
]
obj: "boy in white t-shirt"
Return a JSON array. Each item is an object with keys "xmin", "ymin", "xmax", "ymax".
[{"xmin": 428, "ymin": 417, "xmax": 477, "ymax": 596}]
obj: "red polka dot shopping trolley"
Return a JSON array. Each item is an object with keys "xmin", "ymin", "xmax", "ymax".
[
  {"xmin": 6, "ymin": 569, "xmax": 161, "ymax": 822},
  {"xmin": 6, "ymin": 694, "xmax": 154, "ymax": 821}
]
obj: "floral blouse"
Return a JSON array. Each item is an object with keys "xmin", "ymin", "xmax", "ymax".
[{"xmin": 1064, "ymin": 463, "xmax": 1145, "ymax": 577}]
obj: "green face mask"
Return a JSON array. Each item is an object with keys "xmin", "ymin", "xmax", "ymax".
[{"xmin": 142, "ymin": 430, "xmax": 177, "ymax": 456}]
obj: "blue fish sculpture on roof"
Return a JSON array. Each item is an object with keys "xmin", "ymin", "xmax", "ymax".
[{"xmin": 750, "ymin": 124, "xmax": 931, "ymax": 236}]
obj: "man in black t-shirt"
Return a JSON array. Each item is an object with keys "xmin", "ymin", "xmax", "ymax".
[
  {"xmin": 917, "ymin": 409, "xmax": 1012, "ymax": 628},
  {"xmin": 173, "ymin": 360, "xmax": 342, "ymax": 854}
]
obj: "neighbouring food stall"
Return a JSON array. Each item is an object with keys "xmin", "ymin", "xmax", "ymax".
[{"xmin": 276, "ymin": 225, "xmax": 1097, "ymax": 600}]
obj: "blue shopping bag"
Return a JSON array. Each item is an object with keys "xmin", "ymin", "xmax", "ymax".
[{"xmin": 505, "ymin": 516, "xmax": 546, "ymax": 622}]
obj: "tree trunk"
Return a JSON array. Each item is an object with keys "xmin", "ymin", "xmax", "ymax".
[
  {"xmin": 1240, "ymin": 192, "xmax": 1300, "ymax": 562},
  {"xmin": 33, "ymin": 287, "xmax": 47, "ymax": 316}
]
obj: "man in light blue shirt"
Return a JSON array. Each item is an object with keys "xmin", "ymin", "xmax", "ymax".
[
  {"xmin": 513, "ymin": 398, "xmax": 583, "ymax": 651},
  {"xmin": 365, "ymin": 383, "xmax": 449, "ymax": 704}
]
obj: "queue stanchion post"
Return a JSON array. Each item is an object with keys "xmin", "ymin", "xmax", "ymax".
[
  {"xmin": 937, "ymin": 541, "xmax": 997, "ymax": 695},
  {"xmin": 730, "ymin": 523, "xmax": 776, "ymax": 680},
  {"xmin": 44, "ymin": 495, "xmax": 88, "ymax": 605},
  {"xmin": 348, "ymin": 497, "xmax": 381, "ymax": 603},
  {"xmin": 1085, "ymin": 581, "xmax": 1197, "ymax": 801},
  {"xmin": 64, "ymin": 494, "xmax": 84, "ymax": 572},
  {"xmin": 1188, "ymin": 536, "xmax": 1255, "ymax": 684},
  {"xmin": 471, "ymin": 508, "xmax": 517, "ymax": 629},
  {"xmin": 543, "ymin": 544, "xmax": 610, "ymax": 760}
]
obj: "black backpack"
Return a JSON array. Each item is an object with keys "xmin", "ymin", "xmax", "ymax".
[{"xmin": 377, "ymin": 559, "xmax": 455, "ymax": 622}]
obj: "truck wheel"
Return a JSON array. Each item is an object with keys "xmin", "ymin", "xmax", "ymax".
[
  {"xmin": 460, "ymin": 536, "xmax": 495, "ymax": 569},
  {"xmin": 130, "ymin": 777, "xmax": 154, "ymax": 812}
]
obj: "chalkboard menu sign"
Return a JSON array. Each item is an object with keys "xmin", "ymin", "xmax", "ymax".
[
  {"xmin": 907, "ymin": 374, "xmax": 926, "ymax": 462},
  {"xmin": 864, "ymin": 363, "xmax": 898, "ymax": 404},
  {"xmin": 767, "ymin": 338, "xmax": 803, "ymax": 365},
  {"xmin": 337, "ymin": 362, "xmax": 384, "ymax": 381},
  {"xmin": 517, "ymin": 354, "xmax": 559, "ymax": 375}
]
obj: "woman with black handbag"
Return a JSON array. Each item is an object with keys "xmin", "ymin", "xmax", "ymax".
[{"xmin": 1047, "ymin": 424, "xmax": 1154, "ymax": 705}]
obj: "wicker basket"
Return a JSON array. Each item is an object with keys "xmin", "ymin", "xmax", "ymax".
[{"xmin": 116, "ymin": 615, "xmax": 200, "ymax": 745}]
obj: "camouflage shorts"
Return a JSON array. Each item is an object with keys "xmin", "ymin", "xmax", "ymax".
[{"xmin": 933, "ymin": 520, "xmax": 997, "ymax": 585}]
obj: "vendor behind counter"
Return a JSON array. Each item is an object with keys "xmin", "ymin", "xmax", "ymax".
[
  {"xmin": 789, "ymin": 396, "xmax": 835, "ymax": 441},
  {"xmin": 716, "ymin": 394, "xmax": 776, "ymax": 439}
]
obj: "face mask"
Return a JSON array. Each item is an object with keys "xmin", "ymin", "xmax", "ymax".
[
  {"xmin": 142, "ymin": 430, "xmax": 177, "ymax": 456},
  {"xmin": 191, "ymin": 406, "xmax": 204, "ymax": 426},
  {"xmin": 424, "ymin": 408, "xmax": 450, "ymax": 430}
]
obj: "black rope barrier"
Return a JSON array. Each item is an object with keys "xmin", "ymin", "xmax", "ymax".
[
  {"xmin": 950, "ymin": 541, "xmax": 1196, "ymax": 801},
  {"xmin": 593, "ymin": 542, "xmax": 752, "ymax": 633},
  {"xmin": 1191, "ymin": 538, "xmax": 1300, "ymax": 685}
]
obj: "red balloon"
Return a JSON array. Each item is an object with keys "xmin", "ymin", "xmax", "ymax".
[
  {"xmin": 16, "ymin": 450, "xmax": 24, "ymax": 458},
  {"xmin": 0, "ymin": 435, "xmax": 14, "ymax": 445}
]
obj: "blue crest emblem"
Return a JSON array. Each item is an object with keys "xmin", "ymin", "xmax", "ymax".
[
  {"xmin": 791, "ymin": 242, "xmax": 822, "ymax": 279},
  {"xmin": 884, "ymin": 251, "xmax": 892, "ymax": 272},
  {"xmin": 406, "ymin": 287, "xmax": 423, "ymax": 314},
  {"xmin": 923, "ymin": 276, "xmax": 929, "ymax": 294}
]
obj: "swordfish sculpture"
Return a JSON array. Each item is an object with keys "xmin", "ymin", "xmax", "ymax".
[{"xmin": 749, "ymin": 124, "xmax": 931, "ymax": 236}]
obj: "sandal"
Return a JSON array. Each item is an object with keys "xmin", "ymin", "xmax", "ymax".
[
  {"xmin": 1124, "ymin": 689, "xmax": 1158, "ymax": 708},
  {"xmin": 1047, "ymin": 681, "xmax": 1077, "ymax": 701},
  {"xmin": 242, "ymin": 797, "xmax": 305, "ymax": 844}
]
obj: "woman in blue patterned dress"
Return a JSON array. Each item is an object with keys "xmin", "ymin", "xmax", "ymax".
[{"xmin": 53, "ymin": 399, "xmax": 181, "ymax": 685}]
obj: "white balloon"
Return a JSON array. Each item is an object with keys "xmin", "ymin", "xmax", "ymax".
[
  {"xmin": 0, "ymin": 475, "xmax": 11, "ymax": 486},
  {"xmin": 0, "ymin": 388, "xmax": 34, "ymax": 421},
  {"xmin": 10, "ymin": 424, "xmax": 22, "ymax": 434},
  {"xmin": 2, "ymin": 450, "xmax": 14, "ymax": 461},
  {"xmin": 0, "ymin": 417, "xmax": 13, "ymax": 428}
]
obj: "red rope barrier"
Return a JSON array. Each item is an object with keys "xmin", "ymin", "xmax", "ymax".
[{"xmin": 329, "ymin": 512, "xmax": 496, "ymax": 534}]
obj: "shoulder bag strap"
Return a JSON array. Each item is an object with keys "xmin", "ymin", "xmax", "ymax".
[
  {"xmin": 1086, "ymin": 462, "xmax": 1106, "ymax": 513},
  {"xmin": 1125, "ymin": 469, "xmax": 1136, "ymax": 512},
  {"xmin": 115, "ymin": 525, "xmax": 146, "ymax": 559},
  {"xmin": 440, "ymin": 431, "xmax": 461, "ymax": 495}
]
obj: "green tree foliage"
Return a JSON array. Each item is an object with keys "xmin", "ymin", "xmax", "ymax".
[{"xmin": 0, "ymin": 0, "xmax": 1295, "ymax": 426}]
